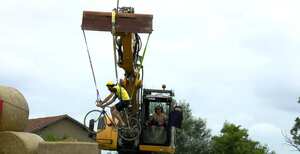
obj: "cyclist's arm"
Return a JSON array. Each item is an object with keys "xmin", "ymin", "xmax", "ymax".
[
  {"xmin": 101, "ymin": 95, "xmax": 117, "ymax": 107},
  {"xmin": 102, "ymin": 93, "xmax": 114, "ymax": 103}
]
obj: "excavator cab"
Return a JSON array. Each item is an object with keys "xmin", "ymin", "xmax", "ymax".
[
  {"xmin": 139, "ymin": 88, "xmax": 181, "ymax": 153},
  {"xmin": 85, "ymin": 87, "xmax": 182, "ymax": 154}
]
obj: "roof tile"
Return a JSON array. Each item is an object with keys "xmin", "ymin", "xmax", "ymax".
[{"xmin": 25, "ymin": 115, "xmax": 67, "ymax": 132}]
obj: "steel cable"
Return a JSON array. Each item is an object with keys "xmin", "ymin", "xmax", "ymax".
[{"xmin": 82, "ymin": 30, "xmax": 101, "ymax": 100}]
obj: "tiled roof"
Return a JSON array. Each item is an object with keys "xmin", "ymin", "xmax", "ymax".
[{"xmin": 25, "ymin": 114, "xmax": 78, "ymax": 132}]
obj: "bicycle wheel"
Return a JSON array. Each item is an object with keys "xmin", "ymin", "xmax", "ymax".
[
  {"xmin": 118, "ymin": 117, "xmax": 141, "ymax": 141},
  {"xmin": 83, "ymin": 109, "xmax": 105, "ymax": 132}
]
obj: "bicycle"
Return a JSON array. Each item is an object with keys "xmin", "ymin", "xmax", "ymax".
[{"xmin": 84, "ymin": 107, "xmax": 141, "ymax": 141}]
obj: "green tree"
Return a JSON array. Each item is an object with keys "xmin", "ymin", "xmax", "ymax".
[
  {"xmin": 211, "ymin": 123, "xmax": 275, "ymax": 154},
  {"xmin": 284, "ymin": 117, "xmax": 300, "ymax": 151},
  {"xmin": 175, "ymin": 102, "xmax": 211, "ymax": 154},
  {"xmin": 284, "ymin": 98, "xmax": 300, "ymax": 151},
  {"xmin": 282, "ymin": 97, "xmax": 300, "ymax": 152}
]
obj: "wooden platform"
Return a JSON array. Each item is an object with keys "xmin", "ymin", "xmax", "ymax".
[{"xmin": 81, "ymin": 11, "xmax": 153, "ymax": 33}]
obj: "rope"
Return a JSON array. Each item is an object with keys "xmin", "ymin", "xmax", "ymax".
[
  {"xmin": 138, "ymin": 33, "xmax": 151, "ymax": 72},
  {"xmin": 82, "ymin": 30, "xmax": 101, "ymax": 100}
]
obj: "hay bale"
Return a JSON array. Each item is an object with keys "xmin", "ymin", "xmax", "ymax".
[
  {"xmin": 0, "ymin": 131, "xmax": 44, "ymax": 154},
  {"xmin": 0, "ymin": 85, "xmax": 29, "ymax": 131},
  {"xmin": 38, "ymin": 142, "xmax": 99, "ymax": 154}
]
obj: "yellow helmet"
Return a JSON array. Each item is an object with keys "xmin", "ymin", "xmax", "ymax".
[{"xmin": 106, "ymin": 81, "xmax": 115, "ymax": 87}]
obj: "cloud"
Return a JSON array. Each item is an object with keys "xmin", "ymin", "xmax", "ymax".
[{"xmin": 249, "ymin": 123, "xmax": 292, "ymax": 154}]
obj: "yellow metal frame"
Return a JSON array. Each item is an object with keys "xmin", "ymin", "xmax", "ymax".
[
  {"xmin": 96, "ymin": 126, "xmax": 118, "ymax": 150},
  {"xmin": 117, "ymin": 32, "xmax": 142, "ymax": 113}
]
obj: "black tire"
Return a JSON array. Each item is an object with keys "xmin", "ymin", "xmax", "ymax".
[
  {"xmin": 83, "ymin": 109, "xmax": 103, "ymax": 133},
  {"xmin": 118, "ymin": 117, "xmax": 141, "ymax": 141}
]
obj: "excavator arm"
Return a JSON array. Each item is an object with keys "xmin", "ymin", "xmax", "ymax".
[{"xmin": 81, "ymin": 10, "xmax": 153, "ymax": 112}]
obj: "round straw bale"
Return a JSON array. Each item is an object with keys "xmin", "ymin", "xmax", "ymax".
[
  {"xmin": 0, "ymin": 131, "xmax": 44, "ymax": 154},
  {"xmin": 0, "ymin": 85, "xmax": 29, "ymax": 131}
]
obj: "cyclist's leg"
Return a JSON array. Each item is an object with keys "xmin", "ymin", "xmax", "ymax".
[
  {"xmin": 112, "ymin": 102, "xmax": 126, "ymax": 126},
  {"xmin": 109, "ymin": 107, "xmax": 118, "ymax": 125}
]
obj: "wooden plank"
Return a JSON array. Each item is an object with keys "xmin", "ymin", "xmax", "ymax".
[{"xmin": 81, "ymin": 11, "xmax": 153, "ymax": 33}]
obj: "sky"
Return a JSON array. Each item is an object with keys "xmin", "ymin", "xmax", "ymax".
[{"xmin": 1, "ymin": 0, "xmax": 300, "ymax": 153}]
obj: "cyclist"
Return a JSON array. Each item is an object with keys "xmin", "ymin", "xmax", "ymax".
[{"xmin": 97, "ymin": 81, "xmax": 130, "ymax": 127}]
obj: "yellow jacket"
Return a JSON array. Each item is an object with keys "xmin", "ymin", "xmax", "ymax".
[{"xmin": 113, "ymin": 84, "xmax": 130, "ymax": 101}]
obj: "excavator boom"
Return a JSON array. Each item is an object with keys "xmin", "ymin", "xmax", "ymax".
[{"xmin": 82, "ymin": 10, "xmax": 153, "ymax": 112}]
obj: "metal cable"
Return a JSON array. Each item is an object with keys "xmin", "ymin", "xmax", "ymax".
[
  {"xmin": 116, "ymin": 0, "xmax": 120, "ymax": 11},
  {"xmin": 111, "ymin": 7, "xmax": 119, "ymax": 83},
  {"xmin": 82, "ymin": 30, "xmax": 100, "ymax": 100},
  {"xmin": 112, "ymin": 35, "xmax": 119, "ymax": 83},
  {"xmin": 138, "ymin": 33, "xmax": 151, "ymax": 73}
]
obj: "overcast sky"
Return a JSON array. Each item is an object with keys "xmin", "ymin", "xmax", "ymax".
[{"xmin": 1, "ymin": 0, "xmax": 300, "ymax": 153}]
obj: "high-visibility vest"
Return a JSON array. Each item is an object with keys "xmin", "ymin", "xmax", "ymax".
[{"xmin": 113, "ymin": 84, "xmax": 130, "ymax": 101}]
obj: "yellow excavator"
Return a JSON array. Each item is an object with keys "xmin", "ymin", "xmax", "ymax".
[{"xmin": 81, "ymin": 3, "xmax": 183, "ymax": 154}]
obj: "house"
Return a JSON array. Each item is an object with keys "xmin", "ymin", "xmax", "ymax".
[{"xmin": 25, "ymin": 114, "xmax": 94, "ymax": 142}]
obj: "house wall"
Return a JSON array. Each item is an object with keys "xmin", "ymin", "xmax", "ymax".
[{"xmin": 35, "ymin": 119, "xmax": 94, "ymax": 142}]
